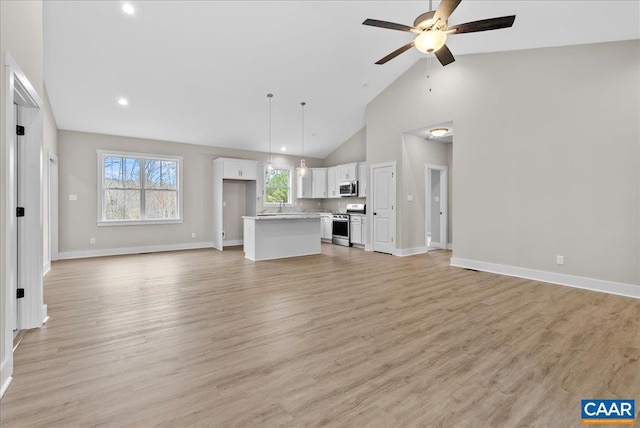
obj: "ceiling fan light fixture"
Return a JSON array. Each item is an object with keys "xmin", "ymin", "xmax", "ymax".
[
  {"xmin": 429, "ymin": 127, "xmax": 449, "ymax": 137},
  {"xmin": 415, "ymin": 30, "xmax": 447, "ymax": 53}
]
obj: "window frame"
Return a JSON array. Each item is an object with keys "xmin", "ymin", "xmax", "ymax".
[
  {"xmin": 264, "ymin": 166, "xmax": 294, "ymax": 206},
  {"xmin": 97, "ymin": 150, "xmax": 184, "ymax": 226}
]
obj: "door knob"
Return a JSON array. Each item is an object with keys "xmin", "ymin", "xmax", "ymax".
[{"xmin": 374, "ymin": 212, "xmax": 377, "ymax": 215}]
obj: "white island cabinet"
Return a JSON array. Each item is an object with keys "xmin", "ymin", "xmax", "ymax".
[{"xmin": 243, "ymin": 215, "xmax": 321, "ymax": 261}]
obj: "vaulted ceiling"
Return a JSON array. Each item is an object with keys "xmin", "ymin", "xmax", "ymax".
[{"xmin": 44, "ymin": 1, "xmax": 639, "ymax": 158}]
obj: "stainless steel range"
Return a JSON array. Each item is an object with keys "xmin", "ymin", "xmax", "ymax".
[{"xmin": 332, "ymin": 204, "xmax": 365, "ymax": 247}]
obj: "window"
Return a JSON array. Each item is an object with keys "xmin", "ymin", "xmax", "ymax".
[
  {"xmin": 264, "ymin": 167, "xmax": 292, "ymax": 205},
  {"xmin": 97, "ymin": 150, "xmax": 183, "ymax": 225}
]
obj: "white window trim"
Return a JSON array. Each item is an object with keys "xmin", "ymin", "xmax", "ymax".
[
  {"xmin": 97, "ymin": 149, "xmax": 184, "ymax": 226},
  {"xmin": 264, "ymin": 166, "xmax": 294, "ymax": 206}
]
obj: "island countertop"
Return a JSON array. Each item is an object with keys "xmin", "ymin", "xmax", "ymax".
[{"xmin": 242, "ymin": 214, "xmax": 322, "ymax": 221}]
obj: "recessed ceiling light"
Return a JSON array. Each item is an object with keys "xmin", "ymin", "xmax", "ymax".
[
  {"xmin": 281, "ymin": 147, "xmax": 286, "ymax": 152},
  {"xmin": 118, "ymin": 98, "xmax": 128, "ymax": 106},
  {"xmin": 429, "ymin": 127, "xmax": 448, "ymax": 137},
  {"xmin": 122, "ymin": 3, "xmax": 135, "ymax": 15}
]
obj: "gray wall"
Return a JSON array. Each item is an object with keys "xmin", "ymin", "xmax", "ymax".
[
  {"xmin": 222, "ymin": 180, "xmax": 246, "ymax": 242},
  {"xmin": 43, "ymin": 85, "xmax": 58, "ymax": 265},
  {"xmin": 401, "ymin": 134, "xmax": 452, "ymax": 249},
  {"xmin": 323, "ymin": 127, "xmax": 366, "ymax": 166},
  {"xmin": 57, "ymin": 130, "xmax": 322, "ymax": 254},
  {"xmin": 366, "ymin": 40, "xmax": 639, "ymax": 286},
  {"xmin": 323, "ymin": 127, "xmax": 366, "ymax": 213}
]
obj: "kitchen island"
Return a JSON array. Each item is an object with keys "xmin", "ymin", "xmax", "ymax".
[{"xmin": 242, "ymin": 214, "xmax": 322, "ymax": 261}]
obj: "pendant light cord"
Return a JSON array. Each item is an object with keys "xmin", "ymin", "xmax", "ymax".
[
  {"xmin": 267, "ymin": 94, "xmax": 273, "ymax": 159},
  {"xmin": 301, "ymin": 102, "xmax": 306, "ymax": 158}
]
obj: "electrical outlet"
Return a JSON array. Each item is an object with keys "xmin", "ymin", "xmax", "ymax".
[
  {"xmin": 69, "ymin": 194, "xmax": 77, "ymax": 201},
  {"xmin": 90, "ymin": 238, "xmax": 95, "ymax": 244},
  {"xmin": 557, "ymin": 255, "xmax": 564, "ymax": 265},
  {"xmin": 191, "ymin": 232, "xmax": 196, "ymax": 238}
]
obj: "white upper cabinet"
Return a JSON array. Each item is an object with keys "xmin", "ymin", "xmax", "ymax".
[
  {"xmin": 337, "ymin": 162, "xmax": 358, "ymax": 182},
  {"xmin": 311, "ymin": 168, "xmax": 327, "ymax": 198},
  {"xmin": 337, "ymin": 162, "xmax": 357, "ymax": 182},
  {"xmin": 296, "ymin": 169, "xmax": 312, "ymax": 199},
  {"xmin": 327, "ymin": 166, "xmax": 339, "ymax": 198},
  {"xmin": 358, "ymin": 162, "xmax": 367, "ymax": 197},
  {"xmin": 221, "ymin": 158, "xmax": 258, "ymax": 180}
]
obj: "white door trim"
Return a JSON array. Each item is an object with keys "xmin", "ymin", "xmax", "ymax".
[
  {"xmin": 2, "ymin": 52, "xmax": 45, "ymax": 398},
  {"xmin": 370, "ymin": 161, "xmax": 397, "ymax": 255},
  {"xmin": 48, "ymin": 151, "xmax": 59, "ymax": 264},
  {"xmin": 425, "ymin": 164, "xmax": 448, "ymax": 250}
]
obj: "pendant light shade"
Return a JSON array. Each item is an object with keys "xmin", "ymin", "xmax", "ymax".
[
  {"xmin": 266, "ymin": 94, "xmax": 274, "ymax": 172},
  {"xmin": 298, "ymin": 102, "xmax": 308, "ymax": 177}
]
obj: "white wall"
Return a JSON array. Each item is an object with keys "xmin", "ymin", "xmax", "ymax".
[
  {"xmin": 0, "ymin": 0, "xmax": 44, "ymax": 396},
  {"xmin": 57, "ymin": 130, "xmax": 323, "ymax": 256},
  {"xmin": 366, "ymin": 40, "xmax": 639, "ymax": 287}
]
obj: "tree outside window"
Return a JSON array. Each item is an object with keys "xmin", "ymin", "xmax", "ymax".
[
  {"xmin": 98, "ymin": 150, "xmax": 182, "ymax": 224},
  {"xmin": 265, "ymin": 168, "xmax": 292, "ymax": 205}
]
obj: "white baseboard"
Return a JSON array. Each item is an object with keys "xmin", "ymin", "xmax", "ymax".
[
  {"xmin": 450, "ymin": 257, "xmax": 640, "ymax": 300},
  {"xmin": 58, "ymin": 242, "xmax": 214, "ymax": 260},
  {"xmin": 1, "ymin": 375, "xmax": 12, "ymax": 399},
  {"xmin": 223, "ymin": 240, "xmax": 243, "ymax": 247},
  {"xmin": 447, "ymin": 243, "xmax": 453, "ymax": 250},
  {"xmin": 395, "ymin": 246, "xmax": 428, "ymax": 257},
  {"xmin": 43, "ymin": 260, "xmax": 51, "ymax": 276}
]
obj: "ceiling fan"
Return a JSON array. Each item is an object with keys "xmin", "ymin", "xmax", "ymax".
[{"xmin": 363, "ymin": 0, "xmax": 515, "ymax": 66}]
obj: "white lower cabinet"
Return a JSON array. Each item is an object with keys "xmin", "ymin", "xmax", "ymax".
[
  {"xmin": 321, "ymin": 215, "xmax": 333, "ymax": 241},
  {"xmin": 350, "ymin": 215, "xmax": 363, "ymax": 246}
]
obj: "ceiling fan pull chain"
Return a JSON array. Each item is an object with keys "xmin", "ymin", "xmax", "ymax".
[{"xmin": 427, "ymin": 55, "xmax": 432, "ymax": 92}]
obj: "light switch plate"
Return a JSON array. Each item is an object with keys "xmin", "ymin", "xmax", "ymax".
[
  {"xmin": 407, "ymin": 195, "xmax": 413, "ymax": 201},
  {"xmin": 69, "ymin": 194, "xmax": 78, "ymax": 201}
]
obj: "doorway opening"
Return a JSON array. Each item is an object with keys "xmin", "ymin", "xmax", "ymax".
[{"xmin": 426, "ymin": 164, "xmax": 448, "ymax": 251}]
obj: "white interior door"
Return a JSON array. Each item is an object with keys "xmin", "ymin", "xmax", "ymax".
[
  {"xmin": 425, "ymin": 164, "xmax": 448, "ymax": 250},
  {"xmin": 371, "ymin": 162, "xmax": 396, "ymax": 254}
]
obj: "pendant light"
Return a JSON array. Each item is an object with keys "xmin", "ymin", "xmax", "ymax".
[
  {"xmin": 266, "ymin": 93, "xmax": 274, "ymax": 172},
  {"xmin": 298, "ymin": 101, "xmax": 308, "ymax": 177}
]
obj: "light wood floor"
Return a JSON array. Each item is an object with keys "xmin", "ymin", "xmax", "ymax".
[{"xmin": 1, "ymin": 245, "xmax": 639, "ymax": 427}]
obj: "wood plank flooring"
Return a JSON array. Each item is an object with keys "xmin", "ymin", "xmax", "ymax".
[{"xmin": 1, "ymin": 244, "xmax": 639, "ymax": 427}]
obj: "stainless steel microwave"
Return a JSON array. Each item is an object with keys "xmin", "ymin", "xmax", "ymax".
[{"xmin": 339, "ymin": 181, "xmax": 358, "ymax": 197}]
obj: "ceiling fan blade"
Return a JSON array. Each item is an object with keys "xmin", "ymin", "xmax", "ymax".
[
  {"xmin": 363, "ymin": 18, "xmax": 418, "ymax": 33},
  {"xmin": 447, "ymin": 15, "xmax": 516, "ymax": 34},
  {"xmin": 434, "ymin": 0, "xmax": 462, "ymax": 23},
  {"xmin": 375, "ymin": 41, "xmax": 415, "ymax": 65},
  {"xmin": 434, "ymin": 44, "xmax": 455, "ymax": 66}
]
